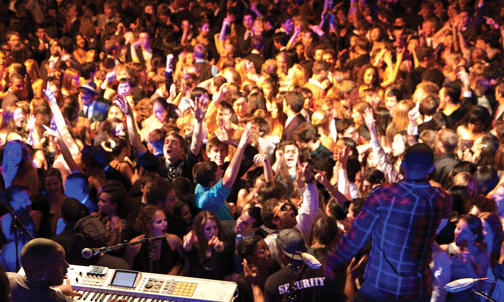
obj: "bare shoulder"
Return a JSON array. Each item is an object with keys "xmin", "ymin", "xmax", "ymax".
[
  {"xmin": 165, "ymin": 233, "xmax": 182, "ymax": 249},
  {"xmin": 128, "ymin": 234, "xmax": 146, "ymax": 251}
]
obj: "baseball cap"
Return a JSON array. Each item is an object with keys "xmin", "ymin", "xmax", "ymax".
[{"xmin": 276, "ymin": 229, "xmax": 307, "ymax": 261}]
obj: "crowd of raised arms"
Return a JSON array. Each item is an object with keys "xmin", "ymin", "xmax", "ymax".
[{"xmin": 1, "ymin": 0, "xmax": 504, "ymax": 301}]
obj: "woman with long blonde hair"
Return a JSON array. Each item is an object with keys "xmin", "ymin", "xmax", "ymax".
[{"xmin": 385, "ymin": 100, "xmax": 413, "ymax": 148}]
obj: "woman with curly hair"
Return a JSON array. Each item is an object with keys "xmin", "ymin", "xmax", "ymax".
[
  {"xmin": 124, "ymin": 205, "xmax": 183, "ymax": 274},
  {"xmin": 357, "ymin": 64, "xmax": 383, "ymax": 100}
]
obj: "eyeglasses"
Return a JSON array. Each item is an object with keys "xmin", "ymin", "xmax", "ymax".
[{"xmin": 279, "ymin": 203, "xmax": 298, "ymax": 216}]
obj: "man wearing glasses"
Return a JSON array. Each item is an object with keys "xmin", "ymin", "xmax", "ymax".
[{"xmin": 261, "ymin": 162, "xmax": 319, "ymax": 266}]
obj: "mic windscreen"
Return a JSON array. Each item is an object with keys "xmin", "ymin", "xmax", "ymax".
[
  {"xmin": 81, "ymin": 248, "xmax": 93, "ymax": 259},
  {"xmin": 444, "ymin": 278, "xmax": 477, "ymax": 293},
  {"xmin": 301, "ymin": 252, "xmax": 322, "ymax": 269}
]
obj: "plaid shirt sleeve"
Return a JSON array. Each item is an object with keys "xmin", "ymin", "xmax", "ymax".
[{"xmin": 326, "ymin": 187, "xmax": 382, "ymax": 268}]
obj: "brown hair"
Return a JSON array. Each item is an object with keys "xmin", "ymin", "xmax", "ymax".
[
  {"xmin": 479, "ymin": 212, "xmax": 503, "ymax": 267},
  {"xmin": 135, "ymin": 205, "xmax": 164, "ymax": 236},
  {"xmin": 192, "ymin": 211, "xmax": 224, "ymax": 262}
]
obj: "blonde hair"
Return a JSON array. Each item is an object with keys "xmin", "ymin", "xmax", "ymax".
[
  {"xmin": 385, "ymin": 100, "xmax": 413, "ymax": 146},
  {"xmin": 288, "ymin": 64, "xmax": 307, "ymax": 87}
]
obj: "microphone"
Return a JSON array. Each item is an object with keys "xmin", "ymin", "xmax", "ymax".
[
  {"xmin": 444, "ymin": 278, "xmax": 488, "ymax": 293},
  {"xmin": 81, "ymin": 247, "xmax": 104, "ymax": 259},
  {"xmin": 301, "ymin": 252, "xmax": 322, "ymax": 269},
  {"xmin": 81, "ymin": 235, "xmax": 166, "ymax": 259}
]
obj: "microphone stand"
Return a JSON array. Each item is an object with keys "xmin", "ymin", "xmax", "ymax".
[
  {"xmin": 471, "ymin": 288, "xmax": 497, "ymax": 302},
  {"xmin": 134, "ymin": 235, "xmax": 165, "ymax": 273},
  {"xmin": 1, "ymin": 204, "xmax": 34, "ymax": 272},
  {"xmin": 87, "ymin": 235, "xmax": 164, "ymax": 269}
]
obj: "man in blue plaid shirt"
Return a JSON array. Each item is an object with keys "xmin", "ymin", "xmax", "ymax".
[{"xmin": 327, "ymin": 143, "xmax": 450, "ymax": 301}]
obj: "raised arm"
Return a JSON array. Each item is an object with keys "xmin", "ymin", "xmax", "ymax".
[
  {"xmin": 363, "ymin": 108, "xmax": 401, "ymax": 183},
  {"xmin": 114, "ymin": 94, "xmax": 147, "ymax": 155},
  {"xmin": 43, "ymin": 83, "xmax": 79, "ymax": 157},
  {"xmin": 180, "ymin": 20, "xmax": 192, "ymax": 47},
  {"xmin": 217, "ymin": 15, "xmax": 233, "ymax": 53},
  {"xmin": 315, "ymin": 170, "xmax": 347, "ymax": 206},
  {"xmin": 222, "ymin": 123, "xmax": 252, "ymax": 188},
  {"xmin": 381, "ymin": 48, "xmax": 405, "ymax": 88},
  {"xmin": 43, "ymin": 125, "xmax": 82, "ymax": 173},
  {"xmin": 407, "ymin": 99, "xmax": 420, "ymax": 146},
  {"xmin": 253, "ymin": 154, "xmax": 274, "ymax": 182},
  {"xmin": 286, "ymin": 25, "xmax": 301, "ymax": 51},
  {"xmin": 27, "ymin": 115, "xmax": 46, "ymax": 169},
  {"xmin": 189, "ymin": 94, "xmax": 208, "ymax": 156},
  {"xmin": 295, "ymin": 161, "xmax": 319, "ymax": 238}
]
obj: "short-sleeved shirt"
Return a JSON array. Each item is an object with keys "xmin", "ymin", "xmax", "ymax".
[
  {"xmin": 264, "ymin": 264, "xmax": 343, "ymax": 302},
  {"xmin": 7, "ymin": 273, "xmax": 72, "ymax": 302},
  {"xmin": 195, "ymin": 179, "xmax": 233, "ymax": 220}
]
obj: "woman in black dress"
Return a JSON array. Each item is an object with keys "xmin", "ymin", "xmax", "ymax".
[
  {"xmin": 182, "ymin": 210, "xmax": 233, "ymax": 280},
  {"xmin": 124, "ymin": 205, "xmax": 183, "ymax": 274}
]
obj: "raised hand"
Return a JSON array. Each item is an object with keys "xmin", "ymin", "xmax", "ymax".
[
  {"xmin": 106, "ymin": 70, "xmax": 116, "ymax": 83},
  {"xmin": 242, "ymin": 258, "xmax": 259, "ymax": 283},
  {"xmin": 253, "ymin": 153, "xmax": 269, "ymax": 166},
  {"xmin": 338, "ymin": 146, "xmax": 350, "ymax": 170},
  {"xmin": 456, "ymin": 67, "xmax": 470, "ymax": 88},
  {"xmin": 244, "ymin": 60, "xmax": 255, "ymax": 73},
  {"xmin": 238, "ymin": 123, "xmax": 253, "ymax": 148},
  {"xmin": 484, "ymin": 17, "xmax": 499, "ymax": 30},
  {"xmin": 294, "ymin": 25, "xmax": 301, "ymax": 35},
  {"xmin": 223, "ymin": 15, "xmax": 233, "ymax": 27},
  {"xmin": 43, "ymin": 82, "xmax": 57, "ymax": 104},
  {"xmin": 363, "ymin": 107, "xmax": 375, "ymax": 130},
  {"xmin": 298, "ymin": 161, "xmax": 313, "ymax": 184},
  {"xmin": 275, "ymin": 149, "xmax": 284, "ymax": 163},
  {"xmin": 113, "ymin": 94, "xmax": 129, "ymax": 115},
  {"xmin": 27, "ymin": 114, "xmax": 36, "ymax": 130},
  {"xmin": 408, "ymin": 100, "xmax": 421, "ymax": 124},
  {"xmin": 191, "ymin": 93, "xmax": 208, "ymax": 122}
]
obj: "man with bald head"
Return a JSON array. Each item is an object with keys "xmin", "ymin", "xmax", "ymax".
[{"xmin": 7, "ymin": 238, "xmax": 78, "ymax": 302}]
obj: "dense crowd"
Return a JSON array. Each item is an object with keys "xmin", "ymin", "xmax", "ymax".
[{"xmin": 1, "ymin": 0, "xmax": 504, "ymax": 301}]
